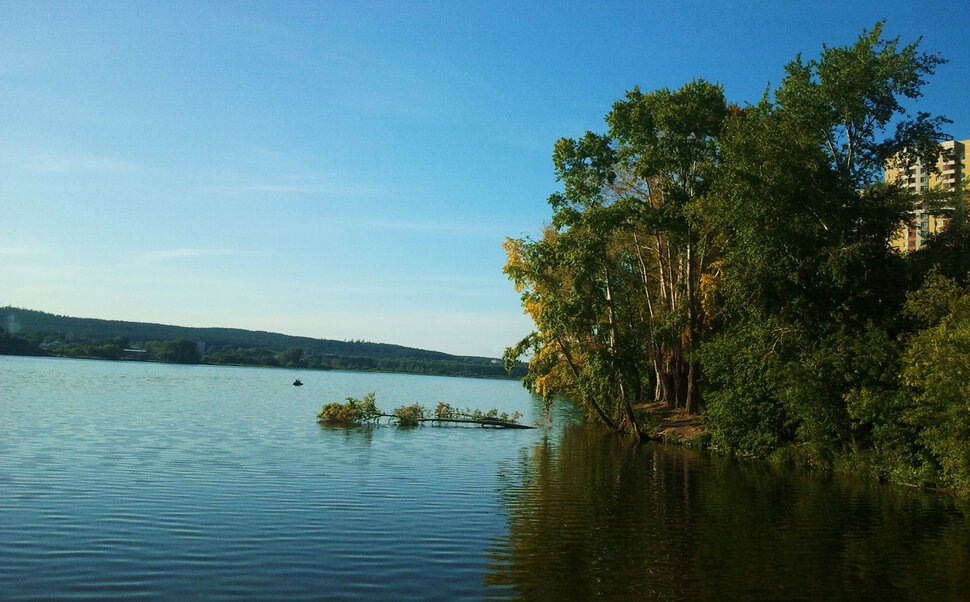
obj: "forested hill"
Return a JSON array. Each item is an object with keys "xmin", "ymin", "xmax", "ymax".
[
  {"xmin": 1, "ymin": 306, "xmax": 455, "ymax": 360},
  {"xmin": 0, "ymin": 306, "xmax": 522, "ymax": 378}
]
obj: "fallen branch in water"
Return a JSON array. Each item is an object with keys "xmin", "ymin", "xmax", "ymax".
[
  {"xmin": 317, "ymin": 393, "xmax": 532, "ymax": 429},
  {"xmin": 418, "ymin": 417, "xmax": 533, "ymax": 429}
]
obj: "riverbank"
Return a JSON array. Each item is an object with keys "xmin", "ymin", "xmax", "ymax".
[
  {"xmin": 637, "ymin": 401, "xmax": 710, "ymax": 446},
  {"xmin": 635, "ymin": 400, "xmax": 968, "ymax": 499}
]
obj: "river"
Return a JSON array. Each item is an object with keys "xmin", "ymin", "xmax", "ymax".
[{"xmin": 1, "ymin": 356, "xmax": 968, "ymax": 600}]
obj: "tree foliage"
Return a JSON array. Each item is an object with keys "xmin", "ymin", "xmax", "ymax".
[
  {"xmin": 156, "ymin": 339, "xmax": 201, "ymax": 364},
  {"xmin": 506, "ymin": 79, "xmax": 728, "ymax": 436},
  {"xmin": 900, "ymin": 273, "xmax": 970, "ymax": 490},
  {"xmin": 0, "ymin": 306, "xmax": 524, "ymax": 379},
  {"xmin": 507, "ymin": 23, "xmax": 970, "ymax": 491},
  {"xmin": 318, "ymin": 392, "xmax": 383, "ymax": 425},
  {"xmin": 316, "ymin": 394, "xmax": 524, "ymax": 428}
]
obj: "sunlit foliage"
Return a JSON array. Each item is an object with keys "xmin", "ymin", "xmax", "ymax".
[
  {"xmin": 317, "ymin": 394, "xmax": 523, "ymax": 428},
  {"xmin": 506, "ymin": 23, "xmax": 970, "ymax": 492}
]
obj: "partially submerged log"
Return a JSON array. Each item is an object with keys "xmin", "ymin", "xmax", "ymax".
[{"xmin": 419, "ymin": 417, "xmax": 534, "ymax": 429}]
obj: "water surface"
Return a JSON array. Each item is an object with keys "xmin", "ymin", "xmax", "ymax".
[{"xmin": 2, "ymin": 356, "xmax": 968, "ymax": 600}]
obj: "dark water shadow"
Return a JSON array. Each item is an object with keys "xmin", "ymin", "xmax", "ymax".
[{"xmin": 487, "ymin": 423, "xmax": 970, "ymax": 601}]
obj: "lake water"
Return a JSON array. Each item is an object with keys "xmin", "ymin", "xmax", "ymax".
[{"xmin": 2, "ymin": 356, "xmax": 969, "ymax": 600}]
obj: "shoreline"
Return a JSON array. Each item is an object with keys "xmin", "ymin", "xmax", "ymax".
[
  {"xmin": 0, "ymin": 351, "xmax": 522, "ymax": 382},
  {"xmin": 635, "ymin": 401, "xmax": 963, "ymax": 498}
]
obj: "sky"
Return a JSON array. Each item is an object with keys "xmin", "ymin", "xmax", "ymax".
[{"xmin": 2, "ymin": 1, "xmax": 969, "ymax": 357}]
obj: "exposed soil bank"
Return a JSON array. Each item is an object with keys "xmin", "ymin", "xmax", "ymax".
[{"xmin": 636, "ymin": 401, "xmax": 709, "ymax": 445}]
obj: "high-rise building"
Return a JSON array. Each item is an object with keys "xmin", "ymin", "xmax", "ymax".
[{"xmin": 885, "ymin": 139, "xmax": 969, "ymax": 252}]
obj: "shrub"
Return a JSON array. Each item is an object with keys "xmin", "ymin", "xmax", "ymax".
[
  {"xmin": 393, "ymin": 403, "xmax": 425, "ymax": 427},
  {"xmin": 318, "ymin": 394, "xmax": 524, "ymax": 428},
  {"xmin": 317, "ymin": 392, "xmax": 383, "ymax": 425}
]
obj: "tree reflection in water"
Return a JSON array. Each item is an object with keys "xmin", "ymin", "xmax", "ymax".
[{"xmin": 487, "ymin": 423, "xmax": 970, "ymax": 601}]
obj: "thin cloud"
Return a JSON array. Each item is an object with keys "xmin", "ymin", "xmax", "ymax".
[
  {"xmin": 17, "ymin": 151, "xmax": 142, "ymax": 174},
  {"xmin": 0, "ymin": 243, "xmax": 51, "ymax": 257},
  {"xmin": 203, "ymin": 178, "xmax": 385, "ymax": 198},
  {"xmin": 140, "ymin": 248, "xmax": 252, "ymax": 262},
  {"xmin": 236, "ymin": 182, "xmax": 381, "ymax": 195},
  {"xmin": 355, "ymin": 217, "xmax": 503, "ymax": 237},
  {"xmin": 283, "ymin": 272, "xmax": 510, "ymax": 300}
]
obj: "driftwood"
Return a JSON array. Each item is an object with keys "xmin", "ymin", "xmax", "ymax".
[
  {"xmin": 372, "ymin": 414, "xmax": 533, "ymax": 429},
  {"xmin": 418, "ymin": 417, "xmax": 534, "ymax": 429}
]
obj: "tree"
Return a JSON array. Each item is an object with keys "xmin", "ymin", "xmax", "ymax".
[
  {"xmin": 897, "ymin": 272, "xmax": 970, "ymax": 490},
  {"xmin": 505, "ymin": 80, "xmax": 728, "ymax": 435},
  {"xmin": 907, "ymin": 183, "xmax": 970, "ymax": 285},
  {"xmin": 775, "ymin": 21, "xmax": 948, "ymax": 189},
  {"xmin": 155, "ymin": 339, "xmax": 201, "ymax": 364},
  {"xmin": 0, "ymin": 328, "xmax": 39, "ymax": 356},
  {"xmin": 699, "ymin": 22, "xmax": 949, "ymax": 459},
  {"xmin": 507, "ymin": 22, "xmax": 955, "ymax": 463},
  {"xmin": 604, "ymin": 79, "xmax": 727, "ymax": 414},
  {"xmin": 280, "ymin": 347, "xmax": 306, "ymax": 368}
]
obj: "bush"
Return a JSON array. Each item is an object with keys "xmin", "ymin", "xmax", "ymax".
[
  {"xmin": 900, "ymin": 273, "xmax": 970, "ymax": 491},
  {"xmin": 319, "ymin": 395, "xmax": 524, "ymax": 428},
  {"xmin": 393, "ymin": 403, "xmax": 425, "ymax": 427},
  {"xmin": 317, "ymin": 392, "xmax": 383, "ymax": 425}
]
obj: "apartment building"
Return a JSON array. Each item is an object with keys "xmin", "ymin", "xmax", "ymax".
[{"xmin": 885, "ymin": 138, "xmax": 969, "ymax": 252}]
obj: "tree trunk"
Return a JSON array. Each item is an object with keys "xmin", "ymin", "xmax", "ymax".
[
  {"xmin": 604, "ymin": 266, "xmax": 642, "ymax": 438},
  {"xmin": 685, "ymin": 360, "xmax": 698, "ymax": 415},
  {"xmin": 684, "ymin": 235, "xmax": 700, "ymax": 414},
  {"xmin": 556, "ymin": 334, "xmax": 617, "ymax": 431}
]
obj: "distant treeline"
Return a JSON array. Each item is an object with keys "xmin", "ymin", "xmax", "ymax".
[{"xmin": 0, "ymin": 307, "xmax": 524, "ymax": 379}]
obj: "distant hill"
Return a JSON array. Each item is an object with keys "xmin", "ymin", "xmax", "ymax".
[{"xmin": 0, "ymin": 306, "xmax": 524, "ymax": 379}]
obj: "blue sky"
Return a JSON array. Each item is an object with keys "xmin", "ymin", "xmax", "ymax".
[{"xmin": 2, "ymin": 1, "xmax": 968, "ymax": 357}]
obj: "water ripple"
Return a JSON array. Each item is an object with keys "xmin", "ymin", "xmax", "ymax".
[
  {"xmin": 4, "ymin": 357, "xmax": 969, "ymax": 601},
  {"xmin": 0, "ymin": 357, "xmax": 541, "ymax": 600}
]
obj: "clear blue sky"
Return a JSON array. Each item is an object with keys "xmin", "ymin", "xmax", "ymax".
[{"xmin": 2, "ymin": 1, "xmax": 968, "ymax": 357}]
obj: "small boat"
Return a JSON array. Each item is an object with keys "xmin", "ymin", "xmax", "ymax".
[{"xmin": 293, "ymin": 379, "xmax": 304, "ymax": 387}]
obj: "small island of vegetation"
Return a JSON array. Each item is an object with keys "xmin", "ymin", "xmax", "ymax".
[{"xmin": 317, "ymin": 393, "xmax": 530, "ymax": 429}]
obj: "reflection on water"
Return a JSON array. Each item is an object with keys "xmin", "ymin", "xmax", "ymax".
[
  {"xmin": 488, "ymin": 423, "xmax": 970, "ymax": 601},
  {"xmin": 319, "ymin": 422, "xmax": 377, "ymax": 446},
  {"xmin": 3, "ymin": 356, "xmax": 970, "ymax": 600}
]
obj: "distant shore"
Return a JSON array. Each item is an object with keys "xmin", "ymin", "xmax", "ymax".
[{"xmin": 0, "ymin": 349, "xmax": 524, "ymax": 381}]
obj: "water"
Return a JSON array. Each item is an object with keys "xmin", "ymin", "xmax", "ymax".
[
  {"xmin": 2, "ymin": 356, "xmax": 969, "ymax": 600},
  {"xmin": 489, "ymin": 427, "xmax": 970, "ymax": 600}
]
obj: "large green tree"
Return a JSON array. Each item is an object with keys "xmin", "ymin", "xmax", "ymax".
[
  {"xmin": 507, "ymin": 22, "xmax": 962, "ymax": 472},
  {"xmin": 700, "ymin": 22, "xmax": 950, "ymax": 459},
  {"xmin": 506, "ymin": 80, "xmax": 727, "ymax": 435}
]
